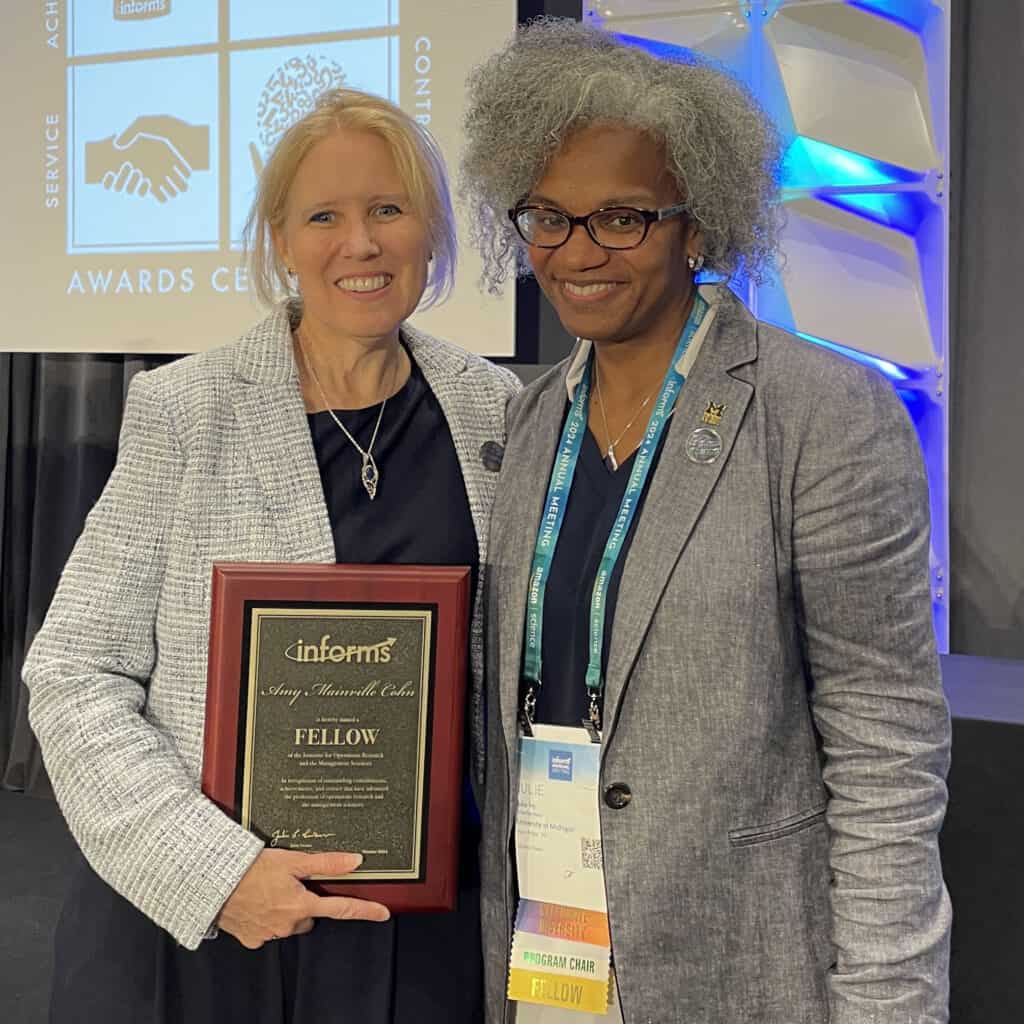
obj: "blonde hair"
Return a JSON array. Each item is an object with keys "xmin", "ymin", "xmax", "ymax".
[{"xmin": 244, "ymin": 88, "xmax": 457, "ymax": 309}]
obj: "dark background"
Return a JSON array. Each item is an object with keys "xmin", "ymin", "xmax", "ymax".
[{"xmin": 2, "ymin": 1, "xmax": 1021, "ymax": 1021}]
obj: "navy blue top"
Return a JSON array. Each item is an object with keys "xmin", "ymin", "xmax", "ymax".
[
  {"xmin": 308, "ymin": 351, "xmax": 481, "ymax": 832},
  {"xmin": 531, "ymin": 409, "xmax": 670, "ymax": 727},
  {"xmin": 308, "ymin": 356, "xmax": 477, "ymax": 574}
]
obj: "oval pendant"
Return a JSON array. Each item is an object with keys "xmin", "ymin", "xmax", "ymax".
[{"xmin": 361, "ymin": 454, "xmax": 379, "ymax": 500}]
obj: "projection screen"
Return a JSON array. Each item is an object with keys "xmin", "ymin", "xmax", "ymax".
[{"xmin": 7, "ymin": 1, "xmax": 516, "ymax": 354}]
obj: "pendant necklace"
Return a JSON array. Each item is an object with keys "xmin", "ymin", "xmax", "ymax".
[
  {"xmin": 594, "ymin": 365, "xmax": 654, "ymax": 472},
  {"xmin": 297, "ymin": 333, "xmax": 397, "ymax": 500}
]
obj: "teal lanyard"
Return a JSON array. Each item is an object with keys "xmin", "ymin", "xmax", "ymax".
[{"xmin": 521, "ymin": 294, "xmax": 709, "ymax": 731}]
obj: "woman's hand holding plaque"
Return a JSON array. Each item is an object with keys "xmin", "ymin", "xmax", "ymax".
[{"xmin": 218, "ymin": 849, "xmax": 390, "ymax": 949}]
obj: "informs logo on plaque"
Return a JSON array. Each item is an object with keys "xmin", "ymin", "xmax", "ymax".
[{"xmin": 114, "ymin": 0, "xmax": 171, "ymax": 20}]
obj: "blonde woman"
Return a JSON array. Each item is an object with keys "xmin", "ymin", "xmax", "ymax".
[{"xmin": 25, "ymin": 89, "xmax": 519, "ymax": 1023}]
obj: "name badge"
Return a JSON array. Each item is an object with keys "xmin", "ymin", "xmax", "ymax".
[{"xmin": 508, "ymin": 725, "xmax": 612, "ymax": 1015}]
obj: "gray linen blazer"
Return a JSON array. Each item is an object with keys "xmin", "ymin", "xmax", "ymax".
[
  {"xmin": 23, "ymin": 303, "xmax": 520, "ymax": 950},
  {"xmin": 481, "ymin": 286, "xmax": 951, "ymax": 1023}
]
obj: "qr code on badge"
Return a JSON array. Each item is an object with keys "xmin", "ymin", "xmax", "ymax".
[{"xmin": 580, "ymin": 837, "xmax": 603, "ymax": 870}]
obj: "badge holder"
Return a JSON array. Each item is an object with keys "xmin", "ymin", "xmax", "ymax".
[{"xmin": 508, "ymin": 724, "xmax": 613, "ymax": 1015}]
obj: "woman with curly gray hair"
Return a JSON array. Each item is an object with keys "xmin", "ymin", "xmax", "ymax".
[{"xmin": 464, "ymin": 19, "xmax": 950, "ymax": 1024}]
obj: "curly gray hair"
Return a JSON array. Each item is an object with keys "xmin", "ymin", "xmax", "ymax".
[{"xmin": 460, "ymin": 18, "xmax": 782, "ymax": 292}]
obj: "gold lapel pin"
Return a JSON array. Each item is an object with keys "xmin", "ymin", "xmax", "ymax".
[{"xmin": 701, "ymin": 401, "xmax": 725, "ymax": 426}]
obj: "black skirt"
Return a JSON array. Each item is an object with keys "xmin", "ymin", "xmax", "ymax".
[{"xmin": 51, "ymin": 849, "xmax": 483, "ymax": 1024}]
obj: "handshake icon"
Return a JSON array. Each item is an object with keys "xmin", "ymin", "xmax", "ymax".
[{"xmin": 85, "ymin": 115, "xmax": 210, "ymax": 203}]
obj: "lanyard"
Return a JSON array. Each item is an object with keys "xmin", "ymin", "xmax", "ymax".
[{"xmin": 521, "ymin": 294, "xmax": 709, "ymax": 731}]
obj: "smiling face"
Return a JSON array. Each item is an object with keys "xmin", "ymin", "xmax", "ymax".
[
  {"xmin": 524, "ymin": 122, "xmax": 699, "ymax": 347},
  {"xmin": 273, "ymin": 127, "xmax": 431, "ymax": 346}
]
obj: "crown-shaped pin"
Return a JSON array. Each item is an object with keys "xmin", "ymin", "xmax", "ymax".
[{"xmin": 702, "ymin": 401, "xmax": 725, "ymax": 426}]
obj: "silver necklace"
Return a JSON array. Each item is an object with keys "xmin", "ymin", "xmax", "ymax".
[
  {"xmin": 593, "ymin": 365, "xmax": 654, "ymax": 472},
  {"xmin": 297, "ymin": 334, "xmax": 397, "ymax": 500}
]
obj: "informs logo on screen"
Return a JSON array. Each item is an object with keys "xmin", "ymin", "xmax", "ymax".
[
  {"xmin": 114, "ymin": 0, "xmax": 171, "ymax": 21},
  {"xmin": 548, "ymin": 750, "xmax": 573, "ymax": 782}
]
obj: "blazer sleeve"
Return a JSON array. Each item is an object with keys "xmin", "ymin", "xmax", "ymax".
[
  {"xmin": 791, "ymin": 364, "xmax": 951, "ymax": 1023},
  {"xmin": 23, "ymin": 369, "xmax": 264, "ymax": 950}
]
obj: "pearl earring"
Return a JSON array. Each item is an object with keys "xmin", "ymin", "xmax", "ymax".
[{"xmin": 687, "ymin": 254, "xmax": 705, "ymax": 272}]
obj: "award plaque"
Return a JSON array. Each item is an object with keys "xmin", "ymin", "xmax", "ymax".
[{"xmin": 201, "ymin": 563, "xmax": 470, "ymax": 913}]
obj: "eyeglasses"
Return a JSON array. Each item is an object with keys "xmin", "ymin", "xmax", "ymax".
[{"xmin": 508, "ymin": 202, "xmax": 688, "ymax": 250}]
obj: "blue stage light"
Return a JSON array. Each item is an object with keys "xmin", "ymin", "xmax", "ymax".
[
  {"xmin": 796, "ymin": 331, "xmax": 912, "ymax": 382},
  {"xmin": 848, "ymin": 0, "xmax": 935, "ymax": 34},
  {"xmin": 783, "ymin": 137, "xmax": 923, "ymax": 191},
  {"xmin": 820, "ymin": 192, "xmax": 932, "ymax": 235},
  {"xmin": 610, "ymin": 32, "xmax": 703, "ymax": 66}
]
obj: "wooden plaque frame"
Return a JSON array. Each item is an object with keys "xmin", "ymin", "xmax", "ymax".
[{"xmin": 202, "ymin": 562, "xmax": 470, "ymax": 913}]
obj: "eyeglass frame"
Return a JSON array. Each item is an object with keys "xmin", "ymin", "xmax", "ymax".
[{"xmin": 507, "ymin": 201, "xmax": 689, "ymax": 250}]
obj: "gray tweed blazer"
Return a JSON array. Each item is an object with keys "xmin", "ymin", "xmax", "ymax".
[
  {"xmin": 23, "ymin": 303, "xmax": 520, "ymax": 949},
  {"xmin": 480, "ymin": 286, "xmax": 951, "ymax": 1023}
]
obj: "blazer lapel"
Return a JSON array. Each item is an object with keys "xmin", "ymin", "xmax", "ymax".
[
  {"xmin": 600, "ymin": 298, "xmax": 758, "ymax": 744},
  {"xmin": 230, "ymin": 307, "xmax": 334, "ymax": 563},
  {"xmin": 498, "ymin": 374, "xmax": 570, "ymax": 753}
]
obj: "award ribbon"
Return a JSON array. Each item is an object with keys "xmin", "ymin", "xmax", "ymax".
[
  {"xmin": 521, "ymin": 293, "xmax": 709, "ymax": 729},
  {"xmin": 508, "ymin": 727, "xmax": 616, "ymax": 1016},
  {"xmin": 508, "ymin": 905, "xmax": 614, "ymax": 1014}
]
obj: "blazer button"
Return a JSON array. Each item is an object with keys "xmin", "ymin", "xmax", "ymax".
[{"xmin": 604, "ymin": 783, "xmax": 632, "ymax": 809}]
